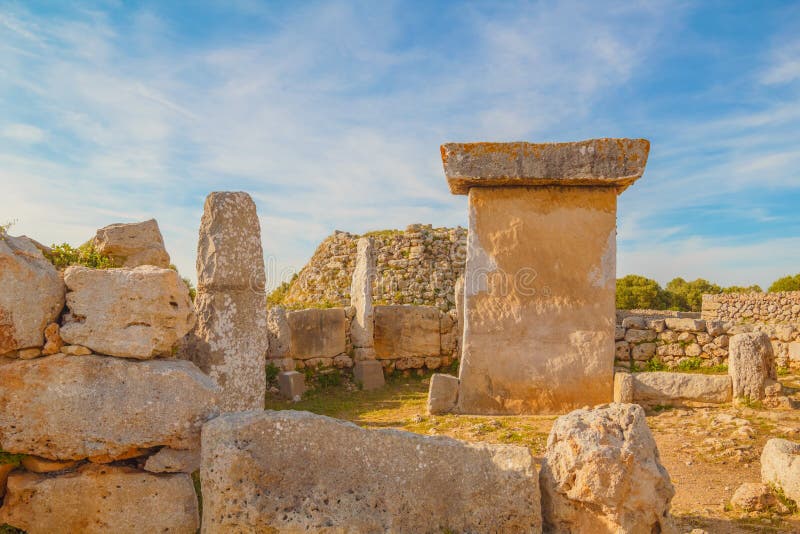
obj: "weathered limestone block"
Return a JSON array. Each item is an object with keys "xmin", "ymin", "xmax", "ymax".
[
  {"xmin": 427, "ymin": 373, "xmax": 460, "ymax": 414},
  {"xmin": 625, "ymin": 328, "xmax": 656, "ymax": 343},
  {"xmin": 632, "ymin": 342, "xmax": 656, "ymax": 361},
  {"xmin": 374, "ymin": 305, "xmax": 440, "ymax": 359},
  {"xmin": 278, "ymin": 370, "xmax": 305, "ymax": 400},
  {"xmin": 201, "ymin": 411, "xmax": 541, "ymax": 533},
  {"xmin": 196, "ymin": 192, "xmax": 266, "ymax": 290},
  {"xmin": 266, "ymin": 305, "xmax": 290, "ymax": 359},
  {"xmin": 613, "ymin": 373, "xmax": 634, "ymax": 403},
  {"xmin": 144, "ymin": 447, "xmax": 200, "ymax": 474},
  {"xmin": 761, "ymin": 438, "xmax": 800, "ymax": 504},
  {"xmin": 664, "ymin": 318, "xmax": 706, "ymax": 332},
  {"xmin": 730, "ymin": 483, "xmax": 777, "ymax": 512},
  {"xmin": 790, "ymin": 341, "xmax": 800, "ymax": 364},
  {"xmin": 458, "ymin": 186, "xmax": 618, "ymax": 414},
  {"xmin": 0, "ymin": 233, "xmax": 65, "ymax": 355},
  {"xmin": 287, "ymin": 308, "xmax": 346, "ymax": 358},
  {"xmin": 0, "ymin": 354, "xmax": 219, "ymax": 460},
  {"xmin": 60, "ymin": 265, "xmax": 195, "ymax": 358},
  {"xmin": 540, "ymin": 404, "xmax": 674, "ymax": 533},
  {"xmin": 353, "ymin": 360, "xmax": 385, "ymax": 390},
  {"xmin": 729, "ymin": 332, "xmax": 776, "ymax": 401},
  {"xmin": 350, "ymin": 236, "xmax": 375, "ymax": 349},
  {"xmin": 621, "ymin": 316, "xmax": 646, "ymax": 329},
  {"xmin": 187, "ymin": 289, "xmax": 267, "ymax": 411},
  {"xmin": 632, "ymin": 372, "xmax": 732, "ymax": 405},
  {"xmin": 441, "ymin": 139, "xmax": 649, "ymax": 194},
  {"xmin": 0, "ymin": 464, "xmax": 198, "ymax": 533},
  {"xmin": 93, "ymin": 219, "xmax": 170, "ymax": 268}
]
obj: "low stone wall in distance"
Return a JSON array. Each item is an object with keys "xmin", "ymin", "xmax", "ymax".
[
  {"xmin": 267, "ymin": 304, "xmax": 459, "ymax": 374},
  {"xmin": 615, "ymin": 316, "xmax": 800, "ymax": 370},
  {"xmin": 702, "ymin": 292, "xmax": 800, "ymax": 324}
]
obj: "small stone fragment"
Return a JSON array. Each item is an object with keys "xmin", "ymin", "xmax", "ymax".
[
  {"xmin": 730, "ymin": 482, "xmax": 777, "ymax": 512},
  {"xmin": 20, "ymin": 455, "xmax": 78, "ymax": 473},
  {"xmin": 427, "ymin": 373, "xmax": 459, "ymax": 414},
  {"xmin": 62, "ymin": 344, "xmax": 91, "ymax": 356},
  {"xmin": 41, "ymin": 322, "xmax": 63, "ymax": 355},
  {"xmin": 144, "ymin": 448, "xmax": 200, "ymax": 474}
]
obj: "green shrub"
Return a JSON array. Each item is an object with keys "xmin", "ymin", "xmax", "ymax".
[
  {"xmin": 0, "ymin": 449, "xmax": 24, "ymax": 466},
  {"xmin": 265, "ymin": 362, "xmax": 280, "ymax": 384},
  {"xmin": 616, "ymin": 275, "xmax": 671, "ymax": 310},
  {"xmin": 644, "ymin": 358, "xmax": 667, "ymax": 372},
  {"xmin": 665, "ymin": 278, "xmax": 722, "ymax": 312},
  {"xmin": 46, "ymin": 242, "xmax": 116, "ymax": 270},
  {"xmin": 675, "ymin": 357, "xmax": 702, "ymax": 372}
]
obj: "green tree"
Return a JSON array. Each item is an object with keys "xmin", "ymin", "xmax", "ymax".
[
  {"xmin": 616, "ymin": 275, "xmax": 670, "ymax": 310},
  {"xmin": 665, "ymin": 278, "xmax": 722, "ymax": 312},
  {"xmin": 723, "ymin": 285, "xmax": 763, "ymax": 294},
  {"xmin": 768, "ymin": 274, "xmax": 800, "ymax": 293}
]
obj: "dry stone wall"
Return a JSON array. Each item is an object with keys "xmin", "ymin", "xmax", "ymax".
[
  {"xmin": 615, "ymin": 315, "xmax": 800, "ymax": 370},
  {"xmin": 267, "ymin": 303, "xmax": 459, "ymax": 373},
  {"xmin": 703, "ymin": 291, "xmax": 800, "ymax": 324},
  {"xmin": 281, "ymin": 224, "xmax": 467, "ymax": 311}
]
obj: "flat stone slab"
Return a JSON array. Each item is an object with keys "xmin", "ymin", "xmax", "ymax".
[
  {"xmin": 0, "ymin": 464, "xmax": 198, "ymax": 533},
  {"xmin": 201, "ymin": 410, "xmax": 541, "ymax": 533},
  {"xmin": 374, "ymin": 305, "xmax": 440, "ymax": 359},
  {"xmin": 287, "ymin": 307, "xmax": 346, "ymax": 359},
  {"xmin": 441, "ymin": 138, "xmax": 649, "ymax": 194},
  {"xmin": 632, "ymin": 372, "xmax": 732, "ymax": 405},
  {"xmin": 0, "ymin": 354, "xmax": 219, "ymax": 460}
]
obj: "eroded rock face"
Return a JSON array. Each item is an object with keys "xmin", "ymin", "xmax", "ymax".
[
  {"xmin": 60, "ymin": 266, "xmax": 195, "ymax": 359},
  {"xmin": 761, "ymin": 438, "xmax": 800, "ymax": 504},
  {"xmin": 0, "ymin": 355, "xmax": 219, "ymax": 460},
  {"xmin": 0, "ymin": 233, "xmax": 65, "ymax": 356},
  {"xmin": 729, "ymin": 332, "xmax": 776, "ymax": 401},
  {"xmin": 201, "ymin": 410, "xmax": 542, "ymax": 533},
  {"xmin": 93, "ymin": 219, "xmax": 170, "ymax": 268},
  {"xmin": 0, "ymin": 464, "xmax": 198, "ymax": 534},
  {"xmin": 540, "ymin": 403, "xmax": 675, "ymax": 533},
  {"xmin": 374, "ymin": 305, "xmax": 440, "ymax": 359}
]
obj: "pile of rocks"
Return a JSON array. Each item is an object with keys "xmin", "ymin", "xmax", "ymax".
[
  {"xmin": 703, "ymin": 291, "xmax": 800, "ymax": 324},
  {"xmin": 280, "ymin": 224, "xmax": 467, "ymax": 310},
  {"xmin": 0, "ymin": 223, "xmax": 218, "ymax": 533},
  {"xmin": 615, "ymin": 316, "xmax": 800, "ymax": 370}
]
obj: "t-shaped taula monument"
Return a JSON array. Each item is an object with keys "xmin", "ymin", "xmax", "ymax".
[{"xmin": 428, "ymin": 139, "xmax": 650, "ymax": 415}]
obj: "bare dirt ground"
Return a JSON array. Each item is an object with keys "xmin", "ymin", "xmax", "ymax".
[{"xmin": 265, "ymin": 371, "xmax": 800, "ymax": 533}]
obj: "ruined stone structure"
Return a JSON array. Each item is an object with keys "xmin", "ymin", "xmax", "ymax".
[
  {"xmin": 279, "ymin": 225, "xmax": 467, "ymax": 310},
  {"xmin": 614, "ymin": 315, "xmax": 800, "ymax": 370},
  {"xmin": 432, "ymin": 139, "xmax": 649, "ymax": 415},
  {"xmin": 0, "ymin": 222, "xmax": 215, "ymax": 533},
  {"xmin": 703, "ymin": 291, "xmax": 800, "ymax": 324},
  {"xmin": 185, "ymin": 192, "xmax": 269, "ymax": 412}
]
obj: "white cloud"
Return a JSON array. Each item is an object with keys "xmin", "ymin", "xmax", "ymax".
[{"xmin": 2, "ymin": 123, "xmax": 46, "ymax": 143}]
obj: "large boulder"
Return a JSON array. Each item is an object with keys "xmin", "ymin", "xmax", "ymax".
[
  {"xmin": 374, "ymin": 305, "xmax": 440, "ymax": 359},
  {"xmin": 201, "ymin": 410, "xmax": 542, "ymax": 533},
  {"xmin": 632, "ymin": 372, "xmax": 732, "ymax": 405},
  {"xmin": 0, "ymin": 354, "xmax": 219, "ymax": 460},
  {"xmin": 0, "ymin": 464, "xmax": 198, "ymax": 533},
  {"xmin": 0, "ymin": 233, "xmax": 65, "ymax": 356},
  {"xmin": 729, "ymin": 332, "xmax": 776, "ymax": 401},
  {"xmin": 540, "ymin": 403, "xmax": 675, "ymax": 533},
  {"xmin": 287, "ymin": 307, "xmax": 346, "ymax": 359},
  {"xmin": 60, "ymin": 265, "xmax": 195, "ymax": 359},
  {"xmin": 761, "ymin": 438, "xmax": 800, "ymax": 504},
  {"xmin": 93, "ymin": 219, "xmax": 170, "ymax": 268}
]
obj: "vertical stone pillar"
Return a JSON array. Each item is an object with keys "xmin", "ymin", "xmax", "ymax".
[
  {"xmin": 439, "ymin": 139, "xmax": 649, "ymax": 415},
  {"xmin": 350, "ymin": 236, "xmax": 384, "ymax": 389},
  {"xmin": 189, "ymin": 192, "xmax": 268, "ymax": 412}
]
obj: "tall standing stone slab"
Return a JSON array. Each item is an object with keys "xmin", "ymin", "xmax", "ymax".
[
  {"xmin": 188, "ymin": 192, "xmax": 268, "ymax": 412},
  {"xmin": 439, "ymin": 139, "xmax": 649, "ymax": 414},
  {"xmin": 350, "ymin": 236, "xmax": 375, "ymax": 350}
]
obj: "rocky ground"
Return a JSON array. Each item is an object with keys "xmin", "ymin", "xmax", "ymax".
[{"xmin": 266, "ymin": 371, "xmax": 800, "ymax": 533}]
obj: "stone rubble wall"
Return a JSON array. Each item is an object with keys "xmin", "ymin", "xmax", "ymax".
[
  {"xmin": 702, "ymin": 292, "xmax": 800, "ymax": 324},
  {"xmin": 281, "ymin": 224, "xmax": 467, "ymax": 311},
  {"xmin": 615, "ymin": 315, "xmax": 800, "ymax": 370},
  {"xmin": 267, "ymin": 304, "xmax": 460, "ymax": 374}
]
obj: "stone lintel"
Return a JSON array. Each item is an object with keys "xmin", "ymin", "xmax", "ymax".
[{"xmin": 441, "ymin": 138, "xmax": 649, "ymax": 195}]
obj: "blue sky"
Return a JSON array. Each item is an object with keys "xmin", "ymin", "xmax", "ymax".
[{"xmin": 1, "ymin": 0, "xmax": 799, "ymax": 289}]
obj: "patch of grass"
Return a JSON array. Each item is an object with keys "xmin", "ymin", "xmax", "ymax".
[
  {"xmin": 675, "ymin": 357, "xmax": 703, "ymax": 372},
  {"xmin": 192, "ymin": 470, "xmax": 203, "ymax": 520},
  {"xmin": 770, "ymin": 483, "xmax": 798, "ymax": 514},
  {"xmin": 0, "ymin": 525, "xmax": 25, "ymax": 534},
  {"xmin": 778, "ymin": 367, "xmax": 791, "ymax": 377},
  {"xmin": 650, "ymin": 404, "xmax": 674, "ymax": 413},
  {"xmin": 644, "ymin": 358, "xmax": 668, "ymax": 372},
  {"xmin": 0, "ymin": 449, "xmax": 24, "ymax": 467},
  {"xmin": 46, "ymin": 242, "xmax": 116, "ymax": 270}
]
